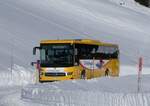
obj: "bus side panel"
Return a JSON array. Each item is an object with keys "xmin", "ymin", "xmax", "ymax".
[
  {"xmin": 38, "ymin": 59, "xmax": 119, "ymax": 82},
  {"xmin": 64, "ymin": 66, "xmax": 83, "ymax": 79},
  {"xmin": 102, "ymin": 59, "xmax": 119, "ymax": 77},
  {"xmin": 86, "ymin": 59, "xmax": 119, "ymax": 79}
]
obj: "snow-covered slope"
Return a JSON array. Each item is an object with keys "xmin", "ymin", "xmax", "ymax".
[{"xmin": 0, "ymin": 0, "xmax": 150, "ymax": 71}]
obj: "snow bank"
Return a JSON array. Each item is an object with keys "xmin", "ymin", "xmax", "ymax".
[
  {"xmin": 0, "ymin": 65, "xmax": 34, "ymax": 87},
  {"xmin": 21, "ymin": 75, "xmax": 150, "ymax": 106}
]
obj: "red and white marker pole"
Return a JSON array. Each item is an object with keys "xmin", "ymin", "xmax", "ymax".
[{"xmin": 137, "ymin": 57, "xmax": 143, "ymax": 93}]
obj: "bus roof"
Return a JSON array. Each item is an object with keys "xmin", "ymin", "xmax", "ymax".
[{"xmin": 40, "ymin": 39, "xmax": 118, "ymax": 47}]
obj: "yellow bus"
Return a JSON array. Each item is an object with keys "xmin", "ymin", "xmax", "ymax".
[{"xmin": 32, "ymin": 39, "xmax": 119, "ymax": 82}]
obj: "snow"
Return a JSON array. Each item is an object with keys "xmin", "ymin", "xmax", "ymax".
[
  {"xmin": 0, "ymin": 0, "xmax": 150, "ymax": 105},
  {"xmin": 0, "ymin": 87, "xmax": 44, "ymax": 106},
  {"xmin": 109, "ymin": 0, "xmax": 150, "ymax": 15},
  {"xmin": 0, "ymin": 65, "xmax": 34, "ymax": 87},
  {"xmin": 120, "ymin": 65, "xmax": 150, "ymax": 76},
  {"xmin": 21, "ymin": 75, "xmax": 150, "ymax": 106}
]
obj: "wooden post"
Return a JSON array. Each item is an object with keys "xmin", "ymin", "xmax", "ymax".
[{"xmin": 137, "ymin": 57, "xmax": 143, "ymax": 93}]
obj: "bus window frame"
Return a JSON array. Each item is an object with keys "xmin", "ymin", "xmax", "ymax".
[{"xmin": 40, "ymin": 43, "xmax": 74, "ymax": 67}]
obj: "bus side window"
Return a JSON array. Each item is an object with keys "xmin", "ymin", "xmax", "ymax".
[
  {"xmin": 74, "ymin": 48, "xmax": 79, "ymax": 65},
  {"xmin": 40, "ymin": 49, "xmax": 46, "ymax": 61},
  {"xmin": 75, "ymin": 48, "xmax": 78, "ymax": 55}
]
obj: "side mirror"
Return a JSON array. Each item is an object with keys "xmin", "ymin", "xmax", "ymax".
[
  {"xmin": 31, "ymin": 60, "xmax": 40, "ymax": 66},
  {"xmin": 31, "ymin": 62, "xmax": 36, "ymax": 66},
  {"xmin": 33, "ymin": 47, "xmax": 40, "ymax": 55}
]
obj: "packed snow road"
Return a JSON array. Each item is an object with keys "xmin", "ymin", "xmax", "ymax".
[
  {"xmin": 1, "ymin": 75, "xmax": 150, "ymax": 106},
  {"xmin": 21, "ymin": 75, "xmax": 150, "ymax": 106}
]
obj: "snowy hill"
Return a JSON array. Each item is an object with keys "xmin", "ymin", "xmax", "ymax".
[{"xmin": 0, "ymin": 0, "xmax": 150, "ymax": 71}]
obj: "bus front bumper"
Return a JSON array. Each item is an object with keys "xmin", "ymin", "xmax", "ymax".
[{"xmin": 39, "ymin": 75, "xmax": 73, "ymax": 82}]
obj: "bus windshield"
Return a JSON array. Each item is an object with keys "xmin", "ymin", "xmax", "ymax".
[{"xmin": 40, "ymin": 44, "xmax": 74, "ymax": 67}]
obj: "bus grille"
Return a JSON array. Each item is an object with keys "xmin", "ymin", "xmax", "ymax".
[{"xmin": 45, "ymin": 72, "xmax": 66, "ymax": 77}]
